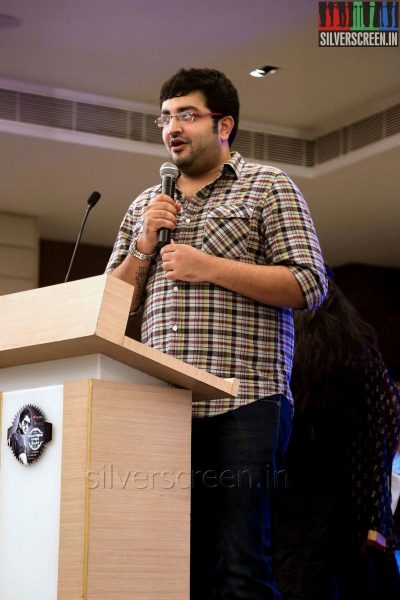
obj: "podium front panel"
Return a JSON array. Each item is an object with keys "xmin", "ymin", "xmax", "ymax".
[
  {"xmin": 0, "ymin": 385, "xmax": 64, "ymax": 600},
  {"xmin": 1, "ymin": 357, "xmax": 191, "ymax": 599}
]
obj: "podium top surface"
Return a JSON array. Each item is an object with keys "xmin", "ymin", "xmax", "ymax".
[{"xmin": 0, "ymin": 275, "xmax": 239, "ymax": 402}]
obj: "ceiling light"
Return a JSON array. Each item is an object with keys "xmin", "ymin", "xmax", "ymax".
[
  {"xmin": 249, "ymin": 65, "xmax": 278, "ymax": 78},
  {"xmin": 0, "ymin": 14, "xmax": 22, "ymax": 30}
]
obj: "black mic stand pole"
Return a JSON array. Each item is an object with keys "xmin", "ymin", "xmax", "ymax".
[{"xmin": 64, "ymin": 191, "xmax": 101, "ymax": 283}]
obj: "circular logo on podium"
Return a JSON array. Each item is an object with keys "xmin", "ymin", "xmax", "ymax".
[{"xmin": 7, "ymin": 405, "xmax": 52, "ymax": 466}]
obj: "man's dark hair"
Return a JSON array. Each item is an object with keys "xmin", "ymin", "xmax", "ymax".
[
  {"xmin": 159, "ymin": 68, "xmax": 240, "ymax": 146},
  {"xmin": 19, "ymin": 408, "xmax": 31, "ymax": 424}
]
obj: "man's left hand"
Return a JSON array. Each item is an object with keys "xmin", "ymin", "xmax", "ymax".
[{"xmin": 160, "ymin": 240, "xmax": 212, "ymax": 282}]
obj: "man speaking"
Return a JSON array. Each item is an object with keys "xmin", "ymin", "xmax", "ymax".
[{"xmin": 107, "ymin": 67, "xmax": 327, "ymax": 600}]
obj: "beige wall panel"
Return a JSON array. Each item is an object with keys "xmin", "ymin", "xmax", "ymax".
[
  {"xmin": 0, "ymin": 212, "xmax": 38, "ymax": 247},
  {"xmin": 58, "ymin": 379, "xmax": 192, "ymax": 600},
  {"xmin": 0, "ymin": 276, "xmax": 37, "ymax": 295},
  {"xmin": 0, "ymin": 245, "xmax": 37, "ymax": 278},
  {"xmin": 0, "ymin": 212, "xmax": 38, "ymax": 295}
]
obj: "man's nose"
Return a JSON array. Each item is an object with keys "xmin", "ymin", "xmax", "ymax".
[{"xmin": 166, "ymin": 115, "xmax": 183, "ymax": 133}]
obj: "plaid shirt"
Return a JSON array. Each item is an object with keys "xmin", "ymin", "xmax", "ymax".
[{"xmin": 107, "ymin": 152, "xmax": 327, "ymax": 417}]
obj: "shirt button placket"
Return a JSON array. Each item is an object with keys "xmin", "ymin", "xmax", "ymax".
[{"xmin": 170, "ymin": 282, "xmax": 179, "ymax": 347}]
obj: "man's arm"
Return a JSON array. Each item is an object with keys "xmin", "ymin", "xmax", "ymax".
[
  {"xmin": 108, "ymin": 192, "xmax": 181, "ymax": 311},
  {"xmin": 110, "ymin": 253, "xmax": 151, "ymax": 312},
  {"xmin": 160, "ymin": 168, "xmax": 328, "ymax": 310},
  {"xmin": 160, "ymin": 242, "xmax": 306, "ymax": 308}
]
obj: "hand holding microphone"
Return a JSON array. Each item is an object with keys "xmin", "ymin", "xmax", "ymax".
[
  {"xmin": 132, "ymin": 162, "xmax": 180, "ymax": 259},
  {"xmin": 156, "ymin": 162, "xmax": 180, "ymax": 250}
]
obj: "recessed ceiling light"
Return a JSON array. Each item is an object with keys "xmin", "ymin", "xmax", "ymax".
[
  {"xmin": 249, "ymin": 65, "xmax": 279, "ymax": 78},
  {"xmin": 0, "ymin": 14, "xmax": 22, "ymax": 30}
]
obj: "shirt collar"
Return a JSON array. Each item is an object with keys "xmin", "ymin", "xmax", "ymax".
[
  {"xmin": 154, "ymin": 151, "xmax": 244, "ymax": 191},
  {"xmin": 222, "ymin": 151, "xmax": 245, "ymax": 180}
]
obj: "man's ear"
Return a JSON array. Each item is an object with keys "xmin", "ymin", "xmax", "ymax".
[{"xmin": 218, "ymin": 116, "xmax": 234, "ymax": 142}]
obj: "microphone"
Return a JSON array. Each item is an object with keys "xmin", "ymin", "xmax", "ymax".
[
  {"xmin": 157, "ymin": 162, "xmax": 180, "ymax": 250},
  {"xmin": 64, "ymin": 191, "xmax": 101, "ymax": 282}
]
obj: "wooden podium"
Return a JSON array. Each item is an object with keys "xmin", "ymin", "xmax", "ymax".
[{"xmin": 0, "ymin": 275, "xmax": 239, "ymax": 600}]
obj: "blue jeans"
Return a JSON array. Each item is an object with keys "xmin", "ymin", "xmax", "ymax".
[{"xmin": 191, "ymin": 395, "xmax": 292, "ymax": 600}]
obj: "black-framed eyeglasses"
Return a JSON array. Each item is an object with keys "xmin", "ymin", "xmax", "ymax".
[{"xmin": 155, "ymin": 111, "xmax": 223, "ymax": 128}]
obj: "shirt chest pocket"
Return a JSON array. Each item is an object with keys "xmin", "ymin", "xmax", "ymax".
[{"xmin": 202, "ymin": 205, "xmax": 252, "ymax": 259}]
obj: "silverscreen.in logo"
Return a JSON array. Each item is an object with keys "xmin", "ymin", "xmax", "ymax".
[{"xmin": 319, "ymin": 1, "xmax": 399, "ymax": 46}]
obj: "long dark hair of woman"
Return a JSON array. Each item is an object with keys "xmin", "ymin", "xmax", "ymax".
[{"xmin": 291, "ymin": 278, "xmax": 380, "ymax": 413}]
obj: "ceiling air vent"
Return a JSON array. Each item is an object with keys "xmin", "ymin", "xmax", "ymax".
[
  {"xmin": 267, "ymin": 135, "xmax": 309, "ymax": 166},
  {"xmin": 1, "ymin": 87, "xmax": 400, "ymax": 167},
  {"xmin": 0, "ymin": 88, "xmax": 16, "ymax": 120},
  {"xmin": 76, "ymin": 102, "xmax": 127, "ymax": 138},
  {"xmin": 252, "ymin": 132, "xmax": 266, "ymax": 161},
  {"xmin": 315, "ymin": 129, "xmax": 343, "ymax": 164},
  {"xmin": 129, "ymin": 111, "xmax": 145, "ymax": 142},
  {"xmin": 143, "ymin": 113, "xmax": 162, "ymax": 144},
  {"xmin": 232, "ymin": 129, "xmax": 253, "ymax": 158},
  {"xmin": 20, "ymin": 93, "xmax": 73, "ymax": 129},
  {"xmin": 385, "ymin": 103, "xmax": 400, "ymax": 137},
  {"xmin": 349, "ymin": 112, "xmax": 384, "ymax": 151},
  {"xmin": 305, "ymin": 141, "xmax": 314, "ymax": 167}
]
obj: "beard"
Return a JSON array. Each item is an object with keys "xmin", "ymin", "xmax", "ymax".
[
  {"xmin": 171, "ymin": 153, "xmax": 194, "ymax": 169},
  {"xmin": 169, "ymin": 142, "xmax": 222, "ymax": 177}
]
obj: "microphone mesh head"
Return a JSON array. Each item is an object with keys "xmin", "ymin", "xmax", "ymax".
[
  {"xmin": 87, "ymin": 191, "xmax": 101, "ymax": 207},
  {"xmin": 160, "ymin": 162, "xmax": 179, "ymax": 180}
]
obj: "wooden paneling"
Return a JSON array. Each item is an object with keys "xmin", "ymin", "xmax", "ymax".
[
  {"xmin": 0, "ymin": 275, "xmax": 239, "ymax": 401},
  {"xmin": 58, "ymin": 380, "xmax": 92, "ymax": 599},
  {"xmin": 58, "ymin": 379, "xmax": 192, "ymax": 600},
  {"xmin": 0, "ymin": 275, "xmax": 131, "ymax": 353}
]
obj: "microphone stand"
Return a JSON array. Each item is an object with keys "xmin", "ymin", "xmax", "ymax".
[{"xmin": 65, "ymin": 191, "xmax": 101, "ymax": 283}]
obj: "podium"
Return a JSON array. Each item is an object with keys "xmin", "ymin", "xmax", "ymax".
[{"xmin": 0, "ymin": 275, "xmax": 239, "ymax": 600}]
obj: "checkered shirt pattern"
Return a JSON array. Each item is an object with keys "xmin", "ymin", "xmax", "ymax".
[{"xmin": 106, "ymin": 152, "xmax": 327, "ymax": 417}]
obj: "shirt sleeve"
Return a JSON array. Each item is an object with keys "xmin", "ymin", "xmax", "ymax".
[
  {"xmin": 263, "ymin": 171, "xmax": 328, "ymax": 310},
  {"xmin": 105, "ymin": 188, "xmax": 155, "ymax": 274}
]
